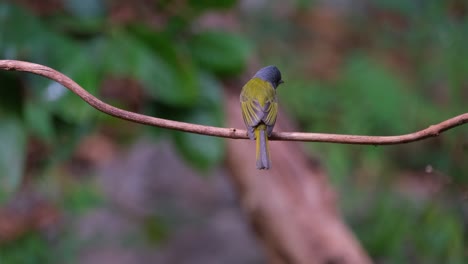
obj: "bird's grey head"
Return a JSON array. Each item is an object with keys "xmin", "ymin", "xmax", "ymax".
[{"xmin": 253, "ymin": 65, "xmax": 283, "ymax": 89}]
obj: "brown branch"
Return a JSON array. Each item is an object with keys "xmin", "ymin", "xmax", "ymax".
[{"xmin": 1, "ymin": 59, "xmax": 466, "ymax": 145}]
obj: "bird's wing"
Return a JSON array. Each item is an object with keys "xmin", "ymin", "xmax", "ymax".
[
  {"xmin": 240, "ymin": 78, "xmax": 278, "ymax": 138},
  {"xmin": 240, "ymin": 94, "xmax": 264, "ymax": 127},
  {"xmin": 262, "ymin": 99, "xmax": 278, "ymax": 136},
  {"xmin": 262, "ymin": 99, "xmax": 277, "ymax": 126}
]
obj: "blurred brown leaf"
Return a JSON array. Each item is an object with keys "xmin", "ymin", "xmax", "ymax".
[
  {"xmin": 14, "ymin": 0, "xmax": 63, "ymax": 15},
  {"xmin": 25, "ymin": 137, "xmax": 51, "ymax": 181},
  {"xmin": 0, "ymin": 192, "xmax": 60, "ymax": 243},
  {"xmin": 72, "ymin": 132, "xmax": 118, "ymax": 174},
  {"xmin": 100, "ymin": 77, "xmax": 145, "ymax": 113},
  {"xmin": 293, "ymin": 7, "xmax": 349, "ymax": 81}
]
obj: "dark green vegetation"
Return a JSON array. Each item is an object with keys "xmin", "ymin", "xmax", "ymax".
[
  {"xmin": 0, "ymin": 0, "xmax": 247, "ymax": 189},
  {"xmin": 0, "ymin": 1, "xmax": 245, "ymax": 262},
  {"xmin": 257, "ymin": 1, "xmax": 467, "ymax": 262},
  {"xmin": 0, "ymin": 0, "xmax": 467, "ymax": 263}
]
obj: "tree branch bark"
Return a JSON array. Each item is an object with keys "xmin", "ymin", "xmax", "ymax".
[{"xmin": 0, "ymin": 59, "xmax": 466, "ymax": 145}]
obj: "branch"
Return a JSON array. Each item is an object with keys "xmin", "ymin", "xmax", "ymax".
[{"xmin": 1, "ymin": 60, "xmax": 466, "ymax": 145}]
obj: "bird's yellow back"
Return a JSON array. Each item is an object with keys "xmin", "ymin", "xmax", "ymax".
[
  {"xmin": 240, "ymin": 77, "xmax": 278, "ymax": 133},
  {"xmin": 240, "ymin": 78, "xmax": 276, "ymax": 108}
]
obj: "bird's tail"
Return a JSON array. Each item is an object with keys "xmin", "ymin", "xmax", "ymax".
[{"xmin": 255, "ymin": 125, "xmax": 271, "ymax": 170}]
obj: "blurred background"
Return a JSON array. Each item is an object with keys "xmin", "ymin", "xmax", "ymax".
[{"xmin": 0, "ymin": 0, "xmax": 467, "ymax": 263}]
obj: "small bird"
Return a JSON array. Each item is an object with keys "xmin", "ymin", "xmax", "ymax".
[{"xmin": 240, "ymin": 65, "xmax": 283, "ymax": 170}]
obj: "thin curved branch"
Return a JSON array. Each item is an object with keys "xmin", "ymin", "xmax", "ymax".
[{"xmin": 0, "ymin": 60, "xmax": 466, "ymax": 145}]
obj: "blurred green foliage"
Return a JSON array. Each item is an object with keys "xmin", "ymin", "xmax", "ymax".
[
  {"xmin": 0, "ymin": 0, "xmax": 248, "ymax": 262},
  {"xmin": 0, "ymin": 0, "xmax": 250, "ymax": 183},
  {"xmin": 0, "ymin": 233, "xmax": 52, "ymax": 263},
  {"xmin": 352, "ymin": 194, "xmax": 464, "ymax": 264},
  {"xmin": 0, "ymin": 0, "xmax": 467, "ymax": 263},
  {"xmin": 0, "ymin": 118, "xmax": 26, "ymax": 196},
  {"xmin": 249, "ymin": 0, "xmax": 467, "ymax": 262}
]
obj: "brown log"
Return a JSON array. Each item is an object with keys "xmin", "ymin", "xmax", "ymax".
[{"xmin": 225, "ymin": 90, "xmax": 372, "ymax": 264}]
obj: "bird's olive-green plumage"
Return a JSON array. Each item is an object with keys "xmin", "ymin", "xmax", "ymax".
[{"xmin": 240, "ymin": 66, "xmax": 283, "ymax": 170}]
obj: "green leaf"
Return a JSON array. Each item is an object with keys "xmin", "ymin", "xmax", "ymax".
[
  {"xmin": 127, "ymin": 24, "xmax": 177, "ymax": 61},
  {"xmin": 188, "ymin": 0, "xmax": 237, "ymax": 10},
  {"xmin": 0, "ymin": 233, "xmax": 51, "ymax": 263},
  {"xmin": 0, "ymin": 3, "xmax": 46, "ymax": 59},
  {"xmin": 103, "ymin": 31, "xmax": 199, "ymax": 106},
  {"xmin": 173, "ymin": 109, "xmax": 225, "ymax": 170},
  {"xmin": 0, "ymin": 117, "xmax": 26, "ymax": 195},
  {"xmin": 190, "ymin": 31, "xmax": 251, "ymax": 76},
  {"xmin": 0, "ymin": 4, "xmax": 86, "ymax": 68},
  {"xmin": 338, "ymin": 55, "xmax": 411, "ymax": 135},
  {"xmin": 39, "ymin": 34, "xmax": 81, "ymax": 69},
  {"xmin": 24, "ymin": 100, "xmax": 55, "ymax": 143},
  {"xmin": 36, "ymin": 48, "xmax": 100, "ymax": 124},
  {"xmin": 197, "ymin": 71, "xmax": 223, "ymax": 108},
  {"xmin": 132, "ymin": 30, "xmax": 199, "ymax": 106}
]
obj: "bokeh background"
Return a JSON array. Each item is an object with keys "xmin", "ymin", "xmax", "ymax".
[{"xmin": 0, "ymin": 0, "xmax": 467, "ymax": 263}]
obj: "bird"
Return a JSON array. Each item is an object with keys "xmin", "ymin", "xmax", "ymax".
[{"xmin": 240, "ymin": 65, "xmax": 283, "ymax": 170}]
